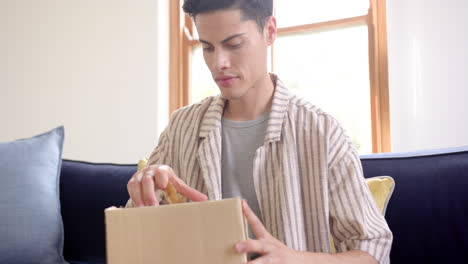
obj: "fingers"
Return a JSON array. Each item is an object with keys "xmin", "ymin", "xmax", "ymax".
[
  {"xmin": 236, "ymin": 202, "xmax": 274, "ymax": 257},
  {"xmin": 127, "ymin": 164, "xmax": 207, "ymax": 207},
  {"xmin": 242, "ymin": 200, "xmax": 269, "ymax": 239},
  {"xmin": 155, "ymin": 165, "xmax": 208, "ymax": 202},
  {"xmin": 127, "ymin": 170, "xmax": 143, "ymax": 207},
  {"xmin": 141, "ymin": 170, "xmax": 158, "ymax": 206},
  {"xmin": 127, "ymin": 167, "xmax": 164, "ymax": 207},
  {"xmin": 171, "ymin": 176, "xmax": 208, "ymax": 202},
  {"xmin": 236, "ymin": 239, "xmax": 270, "ymax": 254},
  {"xmin": 152, "ymin": 165, "xmax": 170, "ymax": 190}
]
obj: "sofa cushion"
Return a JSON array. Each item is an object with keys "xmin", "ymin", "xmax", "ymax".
[
  {"xmin": 366, "ymin": 176, "xmax": 395, "ymax": 215},
  {"xmin": 60, "ymin": 160, "xmax": 136, "ymax": 263},
  {"xmin": 0, "ymin": 127, "xmax": 67, "ymax": 264},
  {"xmin": 361, "ymin": 147, "xmax": 468, "ymax": 263}
]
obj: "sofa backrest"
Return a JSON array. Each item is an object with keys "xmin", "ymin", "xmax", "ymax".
[
  {"xmin": 60, "ymin": 160, "xmax": 135, "ymax": 264},
  {"xmin": 361, "ymin": 147, "xmax": 468, "ymax": 263},
  {"xmin": 59, "ymin": 147, "xmax": 468, "ymax": 263}
]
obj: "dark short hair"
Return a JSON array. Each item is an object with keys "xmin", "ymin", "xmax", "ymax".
[{"xmin": 182, "ymin": 0, "xmax": 273, "ymax": 32}]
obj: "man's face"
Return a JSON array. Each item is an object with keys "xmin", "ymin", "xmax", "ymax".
[{"xmin": 195, "ymin": 9, "xmax": 273, "ymax": 100}]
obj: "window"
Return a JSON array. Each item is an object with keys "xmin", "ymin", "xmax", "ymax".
[
  {"xmin": 274, "ymin": 26, "xmax": 372, "ymax": 153},
  {"xmin": 275, "ymin": 0, "xmax": 369, "ymax": 26},
  {"xmin": 170, "ymin": 0, "xmax": 390, "ymax": 153}
]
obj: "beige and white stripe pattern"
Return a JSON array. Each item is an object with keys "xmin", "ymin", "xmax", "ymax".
[{"xmin": 146, "ymin": 74, "xmax": 392, "ymax": 264}]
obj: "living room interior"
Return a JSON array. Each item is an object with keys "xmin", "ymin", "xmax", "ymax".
[{"xmin": 1, "ymin": 0, "xmax": 467, "ymax": 263}]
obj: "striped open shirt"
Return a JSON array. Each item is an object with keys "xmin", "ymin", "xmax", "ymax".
[{"xmin": 146, "ymin": 75, "xmax": 392, "ymax": 263}]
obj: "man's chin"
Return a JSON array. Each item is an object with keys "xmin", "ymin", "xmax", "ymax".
[
  {"xmin": 220, "ymin": 93, "xmax": 243, "ymax": 101},
  {"xmin": 219, "ymin": 89, "xmax": 244, "ymax": 101}
]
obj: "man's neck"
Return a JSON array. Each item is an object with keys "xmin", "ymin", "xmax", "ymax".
[{"xmin": 223, "ymin": 74, "xmax": 275, "ymax": 121}]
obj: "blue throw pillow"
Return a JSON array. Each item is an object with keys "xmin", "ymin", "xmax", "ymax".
[{"xmin": 0, "ymin": 127, "xmax": 67, "ymax": 264}]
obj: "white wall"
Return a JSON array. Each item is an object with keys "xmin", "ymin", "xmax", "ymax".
[
  {"xmin": 387, "ymin": 0, "xmax": 468, "ymax": 152},
  {"xmin": 0, "ymin": 0, "xmax": 169, "ymax": 163}
]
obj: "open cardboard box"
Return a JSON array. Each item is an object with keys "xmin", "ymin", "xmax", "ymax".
[{"xmin": 105, "ymin": 198, "xmax": 248, "ymax": 264}]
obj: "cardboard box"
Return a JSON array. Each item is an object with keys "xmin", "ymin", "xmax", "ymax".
[{"xmin": 105, "ymin": 198, "xmax": 248, "ymax": 264}]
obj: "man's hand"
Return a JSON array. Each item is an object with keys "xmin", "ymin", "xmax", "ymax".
[
  {"xmin": 235, "ymin": 200, "xmax": 307, "ymax": 263},
  {"xmin": 236, "ymin": 200, "xmax": 378, "ymax": 264},
  {"xmin": 127, "ymin": 165, "xmax": 208, "ymax": 207}
]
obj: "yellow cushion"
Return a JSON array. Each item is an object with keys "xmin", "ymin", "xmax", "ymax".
[
  {"xmin": 330, "ymin": 176, "xmax": 395, "ymax": 253},
  {"xmin": 366, "ymin": 176, "xmax": 395, "ymax": 215},
  {"xmin": 137, "ymin": 159, "xmax": 148, "ymax": 171}
]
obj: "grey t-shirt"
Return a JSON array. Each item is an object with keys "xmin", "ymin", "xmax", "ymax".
[{"xmin": 221, "ymin": 112, "xmax": 269, "ymax": 238}]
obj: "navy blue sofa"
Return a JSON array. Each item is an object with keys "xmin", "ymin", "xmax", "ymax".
[{"xmin": 60, "ymin": 147, "xmax": 468, "ymax": 264}]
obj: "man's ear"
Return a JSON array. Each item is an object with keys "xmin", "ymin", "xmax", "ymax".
[{"xmin": 264, "ymin": 16, "xmax": 277, "ymax": 46}]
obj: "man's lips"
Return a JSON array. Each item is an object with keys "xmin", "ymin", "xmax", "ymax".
[
  {"xmin": 215, "ymin": 76, "xmax": 239, "ymax": 87},
  {"xmin": 215, "ymin": 76, "xmax": 237, "ymax": 81}
]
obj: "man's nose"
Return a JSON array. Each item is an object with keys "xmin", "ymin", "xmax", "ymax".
[{"xmin": 213, "ymin": 50, "xmax": 230, "ymax": 71}]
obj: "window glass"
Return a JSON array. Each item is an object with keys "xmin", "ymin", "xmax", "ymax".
[
  {"xmin": 275, "ymin": 0, "xmax": 369, "ymax": 28},
  {"xmin": 274, "ymin": 25, "xmax": 372, "ymax": 153}
]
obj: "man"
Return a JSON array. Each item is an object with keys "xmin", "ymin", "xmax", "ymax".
[{"xmin": 127, "ymin": 0, "xmax": 393, "ymax": 263}]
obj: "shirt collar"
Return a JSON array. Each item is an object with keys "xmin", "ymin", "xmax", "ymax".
[{"xmin": 199, "ymin": 73, "xmax": 290, "ymax": 142}]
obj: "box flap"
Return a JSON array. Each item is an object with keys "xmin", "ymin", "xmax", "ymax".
[{"xmin": 105, "ymin": 198, "xmax": 248, "ymax": 264}]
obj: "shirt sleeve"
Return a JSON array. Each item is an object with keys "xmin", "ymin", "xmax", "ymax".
[
  {"xmin": 146, "ymin": 128, "xmax": 171, "ymax": 167},
  {"xmin": 327, "ymin": 132, "xmax": 393, "ymax": 264}
]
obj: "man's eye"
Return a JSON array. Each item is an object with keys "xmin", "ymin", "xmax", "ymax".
[
  {"xmin": 203, "ymin": 46, "xmax": 214, "ymax": 52},
  {"xmin": 227, "ymin": 43, "xmax": 242, "ymax": 49}
]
